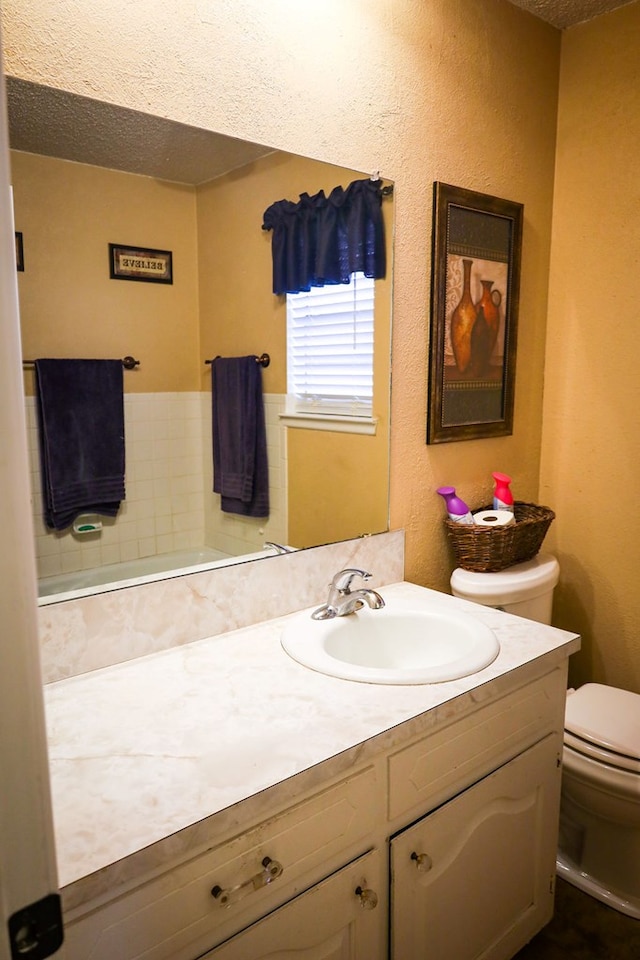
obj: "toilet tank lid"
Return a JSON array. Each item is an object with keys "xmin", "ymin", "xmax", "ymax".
[
  {"xmin": 450, "ymin": 553, "xmax": 559, "ymax": 605},
  {"xmin": 565, "ymin": 683, "xmax": 640, "ymax": 760}
]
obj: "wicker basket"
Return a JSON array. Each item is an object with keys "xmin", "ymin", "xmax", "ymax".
[{"xmin": 444, "ymin": 501, "xmax": 555, "ymax": 573}]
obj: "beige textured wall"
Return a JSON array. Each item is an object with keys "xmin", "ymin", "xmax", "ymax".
[
  {"xmin": 540, "ymin": 4, "xmax": 640, "ymax": 693},
  {"xmin": 12, "ymin": 151, "xmax": 200, "ymax": 393},
  {"xmin": 1, "ymin": 0, "xmax": 560, "ymax": 592}
]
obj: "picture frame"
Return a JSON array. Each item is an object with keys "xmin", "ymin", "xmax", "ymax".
[
  {"xmin": 108, "ymin": 243, "xmax": 173, "ymax": 284},
  {"xmin": 427, "ymin": 182, "xmax": 523, "ymax": 444},
  {"xmin": 15, "ymin": 231, "xmax": 24, "ymax": 272}
]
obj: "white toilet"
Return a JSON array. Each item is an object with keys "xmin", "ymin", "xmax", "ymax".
[
  {"xmin": 450, "ymin": 552, "xmax": 560, "ymax": 623},
  {"xmin": 450, "ymin": 553, "xmax": 640, "ymax": 919}
]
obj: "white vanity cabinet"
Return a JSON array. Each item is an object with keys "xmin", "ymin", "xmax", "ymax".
[
  {"xmin": 59, "ymin": 767, "xmax": 384, "ymax": 960},
  {"xmin": 390, "ymin": 735, "xmax": 561, "ymax": 960},
  {"xmin": 57, "ymin": 660, "xmax": 570, "ymax": 960}
]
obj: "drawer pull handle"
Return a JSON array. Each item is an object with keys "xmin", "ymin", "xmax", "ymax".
[
  {"xmin": 355, "ymin": 885, "xmax": 379, "ymax": 910},
  {"xmin": 211, "ymin": 857, "xmax": 284, "ymax": 907},
  {"xmin": 410, "ymin": 851, "xmax": 433, "ymax": 873}
]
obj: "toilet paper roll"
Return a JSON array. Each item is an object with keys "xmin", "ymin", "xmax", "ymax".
[{"xmin": 473, "ymin": 509, "xmax": 515, "ymax": 527}]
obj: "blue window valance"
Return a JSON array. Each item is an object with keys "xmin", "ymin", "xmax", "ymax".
[{"xmin": 262, "ymin": 177, "xmax": 386, "ymax": 295}]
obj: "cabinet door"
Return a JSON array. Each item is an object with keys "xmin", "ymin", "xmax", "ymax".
[
  {"xmin": 391, "ymin": 735, "xmax": 561, "ymax": 960},
  {"xmin": 200, "ymin": 849, "xmax": 386, "ymax": 960}
]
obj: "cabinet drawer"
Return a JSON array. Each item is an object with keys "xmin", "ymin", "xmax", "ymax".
[
  {"xmin": 388, "ymin": 667, "xmax": 565, "ymax": 822},
  {"xmin": 62, "ymin": 765, "xmax": 379, "ymax": 960},
  {"xmin": 200, "ymin": 849, "xmax": 386, "ymax": 959}
]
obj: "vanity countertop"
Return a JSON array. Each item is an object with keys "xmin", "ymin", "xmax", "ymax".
[{"xmin": 44, "ymin": 580, "xmax": 580, "ymax": 912}]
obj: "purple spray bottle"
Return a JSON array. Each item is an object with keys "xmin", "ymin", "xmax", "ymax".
[{"xmin": 437, "ymin": 486, "xmax": 474, "ymax": 524}]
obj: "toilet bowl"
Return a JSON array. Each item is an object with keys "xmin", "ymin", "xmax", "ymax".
[
  {"xmin": 450, "ymin": 553, "xmax": 640, "ymax": 918},
  {"xmin": 558, "ymin": 682, "xmax": 640, "ymax": 919}
]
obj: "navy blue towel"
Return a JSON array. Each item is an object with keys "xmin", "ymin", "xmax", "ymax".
[
  {"xmin": 212, "ymin": 356, "xmax": 269, "ymax": 518},
  {"xmin": 34, "ymin": 359, "xmax": 126, "ymax": 531}
]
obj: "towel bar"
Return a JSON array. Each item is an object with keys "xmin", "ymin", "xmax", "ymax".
[
  {"xmin": 23, "ymin": 357, "xmax": 140, "ymax": 369},
  {"xmin": 206, "ymin": 353, "xmax": 270, "ymax": 368}
]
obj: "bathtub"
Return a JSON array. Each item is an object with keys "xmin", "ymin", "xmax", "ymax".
[{"xmin": 38, "ymin": 545, "xmax": 280, "ymax": 605}]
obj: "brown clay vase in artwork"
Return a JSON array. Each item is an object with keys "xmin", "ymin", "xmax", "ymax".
[
  {"xmin": 450, "ymin": 258, "xmax": 476, "ymax": 374},
  {"xmin": 470, "ymin": 303, "xmax": 491, "ymax": 377},
  {"xmin": 476, "ymin": 279, "xmax": 501, "ymax": 359}
]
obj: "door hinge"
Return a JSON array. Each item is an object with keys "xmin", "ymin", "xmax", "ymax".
[{"xmin": 8, "ymin": 893, "xmax": 63, "ymax": 959}]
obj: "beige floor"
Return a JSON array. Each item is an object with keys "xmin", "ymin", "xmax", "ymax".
[{"xmin": 514, "ymin": 878, "xmax": 640, "ymax": 958}]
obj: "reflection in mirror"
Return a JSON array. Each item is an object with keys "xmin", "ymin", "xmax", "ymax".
[{"xmin": 7, "ymin": 79, "xmax": 393, "ymax": 604}]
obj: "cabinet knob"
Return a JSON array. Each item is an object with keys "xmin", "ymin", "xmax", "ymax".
[
  {"xmin": 355, "ymin": 885, "xmax": 379, "ymax": 910},
  {"xmin": 410, "ymin": 851, "xmax": 433, "ymax": 873},
  {"xmin": 211, "ymin": 856, "xmax": 284, "ymax": 907}
]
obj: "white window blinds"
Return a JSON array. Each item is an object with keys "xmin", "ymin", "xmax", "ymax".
[{"xmin": 286, "ymin": 272, "xmax": 374, "ymax": 418}]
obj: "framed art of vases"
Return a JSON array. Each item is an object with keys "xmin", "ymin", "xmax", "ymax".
[{"xmin": 427, "ymin": 182, "xmax": 523, "ymax": 444}]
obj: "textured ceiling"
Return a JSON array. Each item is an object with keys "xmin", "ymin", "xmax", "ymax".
[
  {"xmin": 508, "ymin": 0, "xmax": 636, "ymax": 29},
  {"xmin": 6, "ymin": 2, "xmax": 636, "ymax": 182},
  {"xmin": 6, "ymin": 78, "xmax": 275, "ymax": 185}
]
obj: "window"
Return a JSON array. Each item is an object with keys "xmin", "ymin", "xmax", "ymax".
[{"xmin": 286, "ymin": 272, "xmax": 375, "ymax": 424}]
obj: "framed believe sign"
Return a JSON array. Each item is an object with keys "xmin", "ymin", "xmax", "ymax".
[{"xmin": 109, "ymin": 243, "xmax": 173, "ymax": 284}]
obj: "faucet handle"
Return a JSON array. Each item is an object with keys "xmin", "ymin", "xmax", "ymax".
[{"xmin": 331, "ymin": 568, "xmax": 372, "ymax": 593}]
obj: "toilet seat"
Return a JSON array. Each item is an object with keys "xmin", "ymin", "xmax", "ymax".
[
  {"xmin": 564, "ymin": 683, "xmax": 640, "ymax": 773},
  {"xmin": 564, "ymin": 731, "xmax": 640, "ymax": 775}
]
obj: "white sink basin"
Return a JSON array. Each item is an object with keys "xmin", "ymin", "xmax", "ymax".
[{"xmin": 281, "ymin": 600, "xmax": 500, "ymax": 685}]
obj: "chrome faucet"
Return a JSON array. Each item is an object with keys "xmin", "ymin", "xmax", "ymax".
[
  {"xmin": 263, "ymin": 542, "xmax": 294, "ymax": 554},
  {"xmin": 311, "ymin": 568, "xmax": 385, "ymax": 620}
]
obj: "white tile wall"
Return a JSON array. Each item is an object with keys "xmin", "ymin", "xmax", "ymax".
[{"xmin": 25, "ymin": 392, "xmax": 288, "ymax": 580}]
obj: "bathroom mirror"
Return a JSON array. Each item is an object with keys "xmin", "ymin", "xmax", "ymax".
[{"xmin": 7, "ymin": 79, "xmax": 393, "ymax": 603}]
